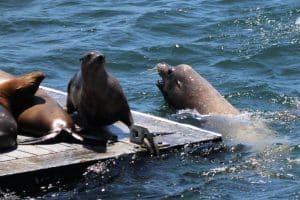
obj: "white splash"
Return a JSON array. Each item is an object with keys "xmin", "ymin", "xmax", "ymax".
[
  {"xmin": 174, "ymin": 109, "xmax": 285, "ymax": 152},
  {"xmin": 295, "ymin": 17, "xmax": 300, "ymax": 25}
]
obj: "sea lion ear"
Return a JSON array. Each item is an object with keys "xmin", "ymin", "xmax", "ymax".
[{"xmin": 176, "ymin": 80, "xmax": 182, "ymax": 88}]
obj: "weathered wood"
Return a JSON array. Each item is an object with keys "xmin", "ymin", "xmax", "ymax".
[
  {"xmin": 0, "ymin": 155, "xmax": 15, "ymax": 162},
  {"xmin": 0, "ymin": 87, "xmax": 222, "ymax": 179},
  {"xmin": 17, "ymin": 145, "xmax": 52, "ymax": 156},
  {"xmin": 0, "ymin": 140, "xmax": 138, "ymax": 177}
]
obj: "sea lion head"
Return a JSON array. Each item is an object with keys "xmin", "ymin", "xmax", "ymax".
[
  {"xmin": 0, "ymin": 71, "xmax": 45, "ymax": 109},
  {"xmin": 80, "ymin": 51, "xmax": 106, "ymax": 78},
  {"xmin": 156, "ymin": 63, "xmax": 197, "ymax": 110},
  {"xmin": 14, "ymin": 71, "xmax": 45, "ymax": 98}
]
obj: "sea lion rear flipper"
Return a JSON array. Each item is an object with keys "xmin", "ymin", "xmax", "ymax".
[{"xmin": 18, "ymin": 131, "xmax": 60, "ymax": 145}]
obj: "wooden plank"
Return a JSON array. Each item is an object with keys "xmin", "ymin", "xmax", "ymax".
[
  {"xmin": 36, "ymin": 143, "xmax": 75, "ymax": 153},
  {"xmin": 0, "ymin": 140, "xmax": 138, "ymax": 177},
  {"xmin": 3, "ymin": 150, "xmax": 35, "ymax": 159},
  {"xmin": 17, "ymin": 145, "xmax": 52, "ymax": 156},
  {"xmin": 0, "ymin": 155, "xmax": 15, "ymax": 162}
]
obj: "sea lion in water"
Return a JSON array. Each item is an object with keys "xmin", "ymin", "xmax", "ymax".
[
  {"xmin": 0, "ymin": 70, "xmax": 85, "ymax": 144},
  {"xmin": 67, "ymin": 51, "xmax": 133, "ymax": 140},
  {"xmin": 156, "ymin": 63, "xmax": 280, "ymax": 151},
  {"xmin": 156, "ymin": 63, "xmax": 239, "ymax": 115},
  {"xmin": 0, "ymin": 72, "xmax": 44, "ymax": 150}
]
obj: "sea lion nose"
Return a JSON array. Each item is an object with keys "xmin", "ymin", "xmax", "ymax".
[
  {"xmin": 96, "ymin": 54, "xmax": 105, "ymax": 63},
  {"xmin": 156, "ymin": 63, "xmax": 171, "ymax": 76}
]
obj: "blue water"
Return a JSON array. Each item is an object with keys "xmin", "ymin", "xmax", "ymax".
[{"xmin": 1, "ymin": 0, "xmax": 300, "ymax": 199}]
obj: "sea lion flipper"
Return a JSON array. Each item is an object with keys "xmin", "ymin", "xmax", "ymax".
[
  {"xmin": 66, "ymin": 81, "xmax": 76, "ymax": 114},
  {"xmin": 18, "ymin": 131, "xmax": 60, "ymax": 145}
]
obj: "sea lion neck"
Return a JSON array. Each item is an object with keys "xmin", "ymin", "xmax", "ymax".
[
  {"xmin": 0, "ymin": 96, "xmax": 10, "ymax": 110},
  {"xmin": 0, "ymin": 83, "xmax": 13, "ymax": 110},
  {"xmin": 82, "ymin": 67, "xmax": 108, "ymax": 88}
]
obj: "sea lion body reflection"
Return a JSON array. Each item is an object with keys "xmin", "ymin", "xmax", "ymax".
[{"xmin": 67, "ymin": 51, "xmax": 133, "ymax": 140}]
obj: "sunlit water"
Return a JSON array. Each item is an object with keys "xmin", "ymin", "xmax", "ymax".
[{"xmin": 0, "ymin": 0, "xmax": 299, "ymax": 199}]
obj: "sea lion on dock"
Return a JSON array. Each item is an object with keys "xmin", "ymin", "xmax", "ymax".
[
  {"xmin": 0, "ymin": 105, "xmax": 17, "ymax": 150},
  {"xmin": 156, "ymin": 63, "xmax": 239, "ymax": 115},
  {"xmin": 0, "ymin": 72, "xmax": 44, "ymax": 150},
  {"xmin": 15, "ymin": 88, "xmax": 86, "ymax": 144},
  {"xmin": 67, "ymin": 51, "xmax": 133, "ymax": 140},
  {"xmin": 0, "ymin": 70, "xmax": 85, "ymax": 145}
]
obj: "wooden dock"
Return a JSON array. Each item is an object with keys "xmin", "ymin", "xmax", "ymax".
[{"xmin": 0, "ymin": 87, "xmax": 222, "ymax": 179}]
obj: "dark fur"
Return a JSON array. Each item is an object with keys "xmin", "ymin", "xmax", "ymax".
[{"xmin": 67, "ymin": 51, "xmax": 133, "ymax": 133}]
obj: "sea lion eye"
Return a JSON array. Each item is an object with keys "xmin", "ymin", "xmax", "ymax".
[
  {"xmin": 167, "ymin": 69, "xmax": 173, "ymax": 75},
  {"xmin": 79, "ymin": 53, "xmax": 92, "ymax": 62}
]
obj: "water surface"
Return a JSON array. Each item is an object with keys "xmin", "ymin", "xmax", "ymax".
[{"xmin": 0, "ymin": 0, "xmax": 299, "ymax": 199}]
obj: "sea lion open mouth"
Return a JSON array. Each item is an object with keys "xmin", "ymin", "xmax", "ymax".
[
  {"xmin": 156, "ymin": 79, "xmax": 164, "ymax": 89},
  {"xmin": 156, "ymin": 62, "xmax": 175, "ymax": 91}
]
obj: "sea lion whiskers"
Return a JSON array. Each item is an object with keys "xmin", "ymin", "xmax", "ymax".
[{"xmin": 139, "ymin": 66, "xmax": 159, "ymax": 75}]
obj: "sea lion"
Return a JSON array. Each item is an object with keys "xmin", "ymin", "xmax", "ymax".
[
  {"xmin": 0, "ymin": 105, "xmax": 17, "ymax": 150},
  {"xmin": 156, "ymin": 63, "xmax": 239, "ymax": 115},
  {"xmin": 156, "ymin": 63, "xmax": 281, "ymax": 152},
  {"xmin": 0, "ymin": 70, "xmax": 85, "ymax": 145},
  {"xmin": 67, "ymin": 51, "xmax": 133, "ymax": 140},
  {"xmin": 0, "ymin": 72, "xmax": 44, "ymax": 150}
]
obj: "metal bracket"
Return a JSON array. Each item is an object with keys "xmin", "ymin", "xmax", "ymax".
[
  {"xmin": 129, "ymin": 125, "xmax": 174, "ymax": 155},
  {"xmin": 129, "ymin": 125, "xmax": 151, "ymax": 143},
  {"xmin": 130, "ymin": 125, "xmax": 159, "ymax": 154}
]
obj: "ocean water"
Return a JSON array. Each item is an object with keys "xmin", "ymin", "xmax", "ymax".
[{"xmin": 0, "ymin": 0, "xmax": 300, "ymax": 199}]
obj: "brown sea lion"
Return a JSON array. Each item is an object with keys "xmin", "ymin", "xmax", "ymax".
[
  {"xmin": 0, "ymin": 72, "xmax": 44, "ymax": 150},
  {"xmin": 0, "ymin": 70, "xmax": 85, "ymax": 144},
  {"xmin": 67, "ymin": 51, "xmax": 133, "ymax": 140},
  {"xmin": 156, "ymin": 63, "xmax": 284, "ymax": 152},
  {"xmin": 156, "ymin": 63, "xmax": 239, "ymax": 115}
]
